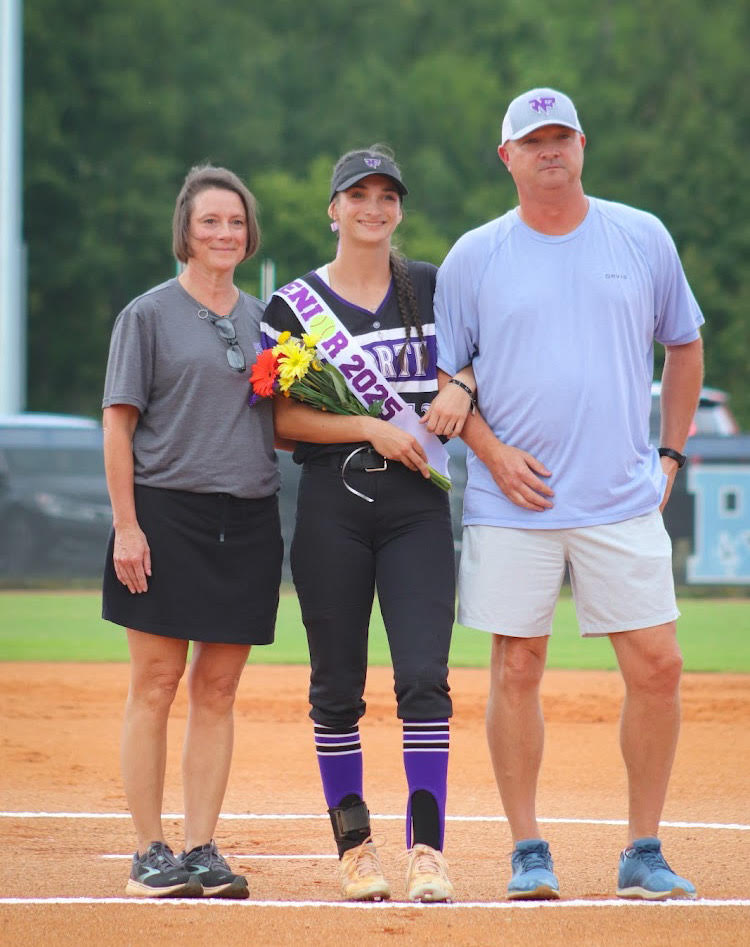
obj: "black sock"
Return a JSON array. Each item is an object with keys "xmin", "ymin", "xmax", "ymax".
[{"xmin": 410, "ymin": 789, "xmax": 441, "ymax": 850}]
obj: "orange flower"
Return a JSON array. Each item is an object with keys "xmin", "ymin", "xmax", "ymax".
[{"xmin": 249, "ymin": 348, "xmax": 279, "ymax": 400}]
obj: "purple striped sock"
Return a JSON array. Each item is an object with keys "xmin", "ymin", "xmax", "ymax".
[
  {"xmin": 403, "ymin": 719, "xmax": 450, "ymax": 849},
  {"xmin": 314, "ymin": 724, "xmax": 363, "ymax": 809}
]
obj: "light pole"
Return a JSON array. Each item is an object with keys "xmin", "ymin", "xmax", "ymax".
[{"xmin": 0, "ymin": 0, "xmax": 26, "ymax": 414}]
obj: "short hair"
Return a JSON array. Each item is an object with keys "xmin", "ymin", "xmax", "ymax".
[{"xmin": 172, "ymin": 165, "xmax": 260, "ymax": 264}]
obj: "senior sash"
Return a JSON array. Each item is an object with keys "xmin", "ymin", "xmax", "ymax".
[{"xmin": 272, "ymin": 277, "xmax": 450, "ymax": 479}]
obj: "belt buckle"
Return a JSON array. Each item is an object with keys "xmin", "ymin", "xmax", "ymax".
[
  {"xmin": 363, "ymin": 451, "xmax": 387, "ymax": 473},
  {"xmin": 341, "ymin": 446, "xmax": 387, "ymax": 503}
]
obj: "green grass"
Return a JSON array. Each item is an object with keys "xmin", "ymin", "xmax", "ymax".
[{"xmin": 1, "ymin": 589, "xmax": 749, "ymax": 671}]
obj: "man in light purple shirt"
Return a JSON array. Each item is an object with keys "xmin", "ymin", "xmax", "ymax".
[{"xmin": 434, "ymin": 87, "xmax": 703, "ymax": 901}]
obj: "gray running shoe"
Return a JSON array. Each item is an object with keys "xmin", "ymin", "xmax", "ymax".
[
  {"xmin": 180, "ymin": 840, "xmax": 249, "ymax": 899},
  {"xmin": 126, "ymin": 841, "xmax": 203, "ymax": 897}
]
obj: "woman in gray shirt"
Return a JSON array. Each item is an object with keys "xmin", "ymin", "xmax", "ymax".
[{"xmin": 102, "ymin": 165, "xmax": 282, "ymax": 899}]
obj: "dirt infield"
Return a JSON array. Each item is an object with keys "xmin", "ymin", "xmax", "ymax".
[{"xmin": 1, "ymin": 663, "xmax": 748, "ymax": 945}]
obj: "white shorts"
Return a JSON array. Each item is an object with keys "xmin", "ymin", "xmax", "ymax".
[{"xmin": 457, "ymin": 511, "xmax": 679, "ymax": 638}]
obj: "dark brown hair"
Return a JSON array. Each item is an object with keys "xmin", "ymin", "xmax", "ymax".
[
  {"xmin": 390, "ymin": 250, "xmax": 428, "ymax": 371},
  {"xmin": 172, "ymin": 165, "xmax": 260, "ymax": 264}
]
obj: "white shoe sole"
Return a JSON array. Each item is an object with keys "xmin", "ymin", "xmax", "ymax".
[{"xmin": 617, "ymin": 885, "xmax": 696, "ymax": 900}]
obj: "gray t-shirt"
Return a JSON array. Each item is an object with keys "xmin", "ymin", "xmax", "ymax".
[{"xmin": 102, "ymin": 278, "xmax": 278, "ymax": 499}]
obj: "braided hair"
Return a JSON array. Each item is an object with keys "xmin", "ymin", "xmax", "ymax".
[
  {"xmin": 330, "ymin": 144, "xmax": 429, "ymax": 373},
  {"xmin": 389, "ymin": 250, "xmax": 429, "ymax": 373}
]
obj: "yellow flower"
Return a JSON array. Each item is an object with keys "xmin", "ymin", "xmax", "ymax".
[
  {"xmin": 276, "ymin": 341, "xmax": 314, "ymax": 391},
  {"xmin": 277, "ymin": 330, "xmax": 291, "ymax": 343},
  {"xmin": 302, "ymin": 332, "xmax": 321, "ymax": 349}
]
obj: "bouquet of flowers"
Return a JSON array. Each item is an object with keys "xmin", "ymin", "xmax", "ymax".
[{"xmin": 249, "ymin": 331, "xmax": 450, "ymax": 491}]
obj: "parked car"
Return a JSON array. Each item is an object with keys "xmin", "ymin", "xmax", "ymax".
[
  {"xmin": 0, "ymin": 414, "xmax": 112, "ymax": 577},
  {"xmin": 647, "ymin": 384, "xmax": 744, "ymax": 551},
  {"xmin": 649, "ymin": 382, "xmax": 739, "ymax": 440}
]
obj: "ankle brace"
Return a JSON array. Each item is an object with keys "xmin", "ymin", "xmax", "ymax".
[{"xmin": 328, "ymin": 798, "xmax": 371, "ymax": 857}]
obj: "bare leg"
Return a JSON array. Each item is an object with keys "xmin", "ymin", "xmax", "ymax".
[
  {"xmin": 485, "ymin": 634, "xmax": 549, "ymax": 841},
  {"xmin": 609, "ymin": 622, "xmax": 683, "ymax": 844},
  {"xmin": 121, "ymin": 630, "xmax": 188, "ymax": 852},
  {"xmin": 182, "ymin": 641, "xmax": 251, "ymax": 852}
]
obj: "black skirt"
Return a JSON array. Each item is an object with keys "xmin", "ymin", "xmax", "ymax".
[{"xmin": 102, "ymin": 484, "xmax": 282, "ymax": 645}]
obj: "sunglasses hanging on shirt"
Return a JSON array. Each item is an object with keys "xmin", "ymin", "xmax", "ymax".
[{"xmin": 198, "ymin": 308, "xmax": 246, "ymax": 373}]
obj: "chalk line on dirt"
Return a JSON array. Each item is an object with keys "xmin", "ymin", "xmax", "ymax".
[
  {"xmin": 2, "ymin": 898, "xmax": 749, "ymax": 908},
  {"xmin": 2, "ymin": 811, "xmax": 748, "ymax": 831}
]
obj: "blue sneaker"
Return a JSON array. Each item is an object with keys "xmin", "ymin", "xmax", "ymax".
[
  {"xmin": 617, "ymin": 837, "xmax": 696, "ymax": 900},
  {"xmin": 507, "ymin": 839, "xmax": 560, "ymax": 900}
]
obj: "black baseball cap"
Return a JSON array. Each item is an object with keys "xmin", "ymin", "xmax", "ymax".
[{"xmin": 329, "ymin": 151, "xmax": 408, "ymax": 203}]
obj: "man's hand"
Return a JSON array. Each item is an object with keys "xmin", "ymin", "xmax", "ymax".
[
  {"xmin": 486, "ymin": 441, "xmax": 554, "ymax": 511},
  {"xmin": 659, "ymin": 457, "xmax": 680, "ymax": 512}
]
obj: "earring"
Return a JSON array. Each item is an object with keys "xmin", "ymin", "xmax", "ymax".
[{"xmin": 330, "ymin": 220, "xmax": 339, "ymax": 233}]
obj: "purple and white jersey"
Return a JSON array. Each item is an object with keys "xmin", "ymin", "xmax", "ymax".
[
  {"xmin": 262, "ymin": 260, "xmax": 439, "ymax": 463},
  {"xmin": 435, "ymin": 197, "xmax": 704, "ymax": 529}
]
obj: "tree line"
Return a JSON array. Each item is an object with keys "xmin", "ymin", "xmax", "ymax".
[{"xmin": 24, "ymin": 0, "xmax": 750, "ymax": 424}]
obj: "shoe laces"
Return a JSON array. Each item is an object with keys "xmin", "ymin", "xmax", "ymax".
[
  {"xmin": 629, "ymin": 845, "xmax": 669, "ymax": 872},
  {"xmin": 514, "ymin": 847, "xmax": 551, "ymax": 873},
  {"xmin": 405, "ymin": 844, "xmax": 447, "ymax": 878},
  {"xmin": 185, "ymin": 841, "xmax": 229, "ymax": 871},
  {"xmin": 144, "ymin": 842, "xmax": 180, "ymax": 869},
  {"xmin": 346, "ymin": 838, "xmax": 383, "ymax": 878}
]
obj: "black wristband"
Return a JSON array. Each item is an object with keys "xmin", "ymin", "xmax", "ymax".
[
  {"xmin": 448, "ymin": 377, "xmax": 477, "ymax": 409},
  {"xmin": 658, "ymin": 447, "xmax": 687, "ymax": 468}
]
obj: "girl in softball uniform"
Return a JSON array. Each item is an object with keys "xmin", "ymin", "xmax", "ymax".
[{"xmin": 261, "ymin": 146, "xmax": 475, "ymax": 902}]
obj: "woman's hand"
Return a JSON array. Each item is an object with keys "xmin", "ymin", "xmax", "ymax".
[
  {"xmin": 113, "ymin": 523, "xmax": 151, "ymax": 594},
  {"xmin": 102, "ymin": 404, "xmax": 150, "ymax": 593}
]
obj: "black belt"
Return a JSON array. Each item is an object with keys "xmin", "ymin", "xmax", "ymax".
[
  {"xmin": 307, "ymin": 446, "xmax": 389, "ymax": 503},
  {"xmin": 307, "ymin": 447, "xmax": 389, "ymax": 473}
]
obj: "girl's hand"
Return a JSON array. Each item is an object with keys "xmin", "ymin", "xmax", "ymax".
[
  {"xmin": 421, "ymin": 379, "xmax": 474, "ymax": 437},
  {"xmin": 366, "ymin": 419, "xmax": 430, "ymax": 478}
]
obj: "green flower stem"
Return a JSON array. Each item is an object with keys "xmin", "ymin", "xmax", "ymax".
[{"xmin": 428, "ymin": 467, "xmax": 452, "ymax": 492}]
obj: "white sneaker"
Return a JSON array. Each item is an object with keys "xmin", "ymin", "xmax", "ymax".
[
  {"xmin": 405, "ymin": 843, "xmax": 454, "ymax": 902},
  {"xmin": 339, "ymin": 838, "xmax": 391, "ymax": 901}
]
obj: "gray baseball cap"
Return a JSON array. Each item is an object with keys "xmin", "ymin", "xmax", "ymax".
[
  {"xmin": 329, "ymin": 151, "xmax": 408, "ymax": 203},
  {"xmin": 501, "ymin": 88, "xmax": 583, "ymax": 145}
]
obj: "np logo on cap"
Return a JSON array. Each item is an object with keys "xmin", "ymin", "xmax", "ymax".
[
  {"xmin": 501, "ymin": 87, "xmax": 583, "ymax": 145},
  {"xmin": 329, "ymin": 151, "xmax": 408, "ymax": 203}
]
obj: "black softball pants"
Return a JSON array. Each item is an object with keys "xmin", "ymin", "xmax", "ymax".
[{"xmin": 290, "ymin": 454, "xmax": 455, "ymax": 729}]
